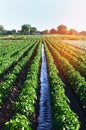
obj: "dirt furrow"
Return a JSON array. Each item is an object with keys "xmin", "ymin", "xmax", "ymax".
[
  {"xmin": 0, "ymin": 44, "xmax": 38, "ymax": 129},
  {"xmin": 0, "ymin": 43, "xmax": 35, "ymax": 83},
  {"xmin": 47, "ymin": 43, "xmax": 86, "ymax": 130}
]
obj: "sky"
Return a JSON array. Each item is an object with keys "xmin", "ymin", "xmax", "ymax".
[{"xmin": 0, "ymin": 0, "xmax": 86, "ymax": 31}]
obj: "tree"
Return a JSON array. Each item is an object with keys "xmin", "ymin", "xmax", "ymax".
[
  {"xmin": 0, "ymin": 25, "xmax": 4, "ymax": 34},
  {"xmin": 68, "ymin": 29, "xmax": 77, "ymax": 35},
  {"xmin": 50, "ymin": 28, "xmax": 57, "ymax": 34},
  {"xmin": 80, "ymin": 31, "xmax": 86, "ymax": 35},
  {"xmin": 41, "ymin": 29, "xmax": 49, "ymax": 34},
  {"xmin": 21, "ymin": 24, "xmax": 31, "ymax": 35},
  {"xmin": 57, "ymin": 24, "xmax": 67, "ymax": 34},
  {"xmin": 30, "ymin": 27, "xmax": 37, "ymax": 35},
  {"xmin": 2, "ymin": 30, "xmax": 7, "ymax": 35},
  {"xmin": 6, "ymin": 30, "xmax": 13, "ymax": 35},
  {"xmin": 11, "ymin": 29, "xmax": 16, "ymax": 34}
]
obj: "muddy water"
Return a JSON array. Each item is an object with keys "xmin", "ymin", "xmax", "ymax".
[{"xmin": 37, "ymin": 44, "xmax": 52, "ymax": 130}]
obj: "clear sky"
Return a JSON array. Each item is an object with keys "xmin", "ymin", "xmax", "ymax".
[{"xmin": 0, "ymin": 0, "xmax": 86, "ymax": 31}]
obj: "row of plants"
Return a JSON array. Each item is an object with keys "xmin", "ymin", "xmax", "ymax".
[
  {"xmin": 46, "ymin": 40, "xmax": 86, "ymax": 111},
  {"xmin": 0, "ymin": 40, "xmax": 30, "ymax": 57},
  {"xmin": 10, "ymin": 40, "xmax": 39, "ymax": 58},
  {"xmin": 0, "ymin": 40, "xmax": 37, "ymax": 75},
  {"xmin": 56, "ymin": 41, "xmax": 86, "ymax": 62},
  {"xmin": 50, "ymin": 40, "xmax": 86, "ymax": 78},
  {"xmin": 44, "ymin": 42, "xmax": 80, "ymax": 130},
  {"xmin": 46, "ymin": 37, "xmax": 86, "ymax": 64},
  {"xmin": 0, "ymin": 40, "xmax": 18, "ymax": 57},
  {"xmin": 0, "ymin": 43, "xmax": 38, "ymax": 108},
  {"xmin": 4, "ymin": 42, "xmax": 42, "ymax": 129}
]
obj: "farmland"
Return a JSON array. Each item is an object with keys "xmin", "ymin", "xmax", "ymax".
[
  {"xmin": 0, "ymin": 36, "xmax": 86, "ymax": 130},
  {"xmin": 63, "ymin": 40, "xmax": 86, "ymax": 51}
]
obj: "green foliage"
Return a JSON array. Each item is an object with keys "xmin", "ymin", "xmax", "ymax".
[
  {"xmin": 45, "ymin": 43, "xmax": 80, "ymax": 130},
  {"xmin": 21, "ymin": 24, "xmax": 31, "ymax": 35},
  {"xmin": 30, "ymin": 27, "xmax": 37, "ymax": 35},
  {"xmin": 0, "ymin": 25, "xmax": 4, "ymax": 34},
  {"xmin": 1, "ymin": 36, "xmax": 86, "ymax": 129},
  {"xmin": 47, "ymin": 38, "xmax": 86, "ymax": 110},
  {"xmin": 4, "ymin": 41, "xmax": 42, "ymax": 129},
  {"xmin": 57, "ymin": 24, "xmax": 67, "ymax": 34},
  {"xmin": 5, "ymin": 113, "xmax": 31, "ymax": 130},
  {"xmin": 0, "ymin": 40, "xmax": 36, "ymax": 107}
]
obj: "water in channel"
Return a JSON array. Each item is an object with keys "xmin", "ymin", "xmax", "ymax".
[{"xmin": 37, "ymin": 44, "xmax": 52, "ymax": 130}]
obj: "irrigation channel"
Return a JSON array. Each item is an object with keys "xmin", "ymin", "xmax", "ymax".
[{"xmin": 37, "ymin": 44, "xmax": 52, "ymax": 130}]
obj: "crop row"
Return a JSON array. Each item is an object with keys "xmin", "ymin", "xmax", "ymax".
[
  {"xmin": 46, "ymin": 37, "xmax": 86, "ymax": 63},
  {"xmin": 4, "ymin": 42, "xmax": 42, "ymax": 129},
  {"xmin": 46, "ymin": 40, "xmax": 86, "ymax": 111},
  {"xmin": 49, "ymin": 40, "xmax": 86, "ymax": 78},
  {"xmin": 44, "ymin": 42, "xmax": 80, "ymax": 130},
  {"xmin": 0, "ymin": 40, "xmax": 37, "ymax": 75},
  {"xmin": 0, "ymin": 43, "xmax": 38, "ymax": 107},
  {"xmin": 0, "ymin": 37, "xmax": 85, "ymax": 130},
  {"xmin": 56, "ymin": 41, "xmax": 86, "ymax": 64}
]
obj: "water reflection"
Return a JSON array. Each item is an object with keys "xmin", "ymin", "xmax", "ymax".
[{"xmin": 37, "ymin": 44, "xmax": 52, "ymax": 130}]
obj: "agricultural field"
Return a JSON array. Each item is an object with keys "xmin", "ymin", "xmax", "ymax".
[
  {"xmin": 0, "ymin": 36, "xmax": 86, "ymax": 130},
  {"xmin": 63, "ymin": 40, "xmax": 86, "ymax": 51}
]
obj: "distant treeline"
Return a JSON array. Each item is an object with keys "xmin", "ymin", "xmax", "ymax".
[{"xmin": 0, "ymin": 24, "xmax": 86, "ymax": 35}]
